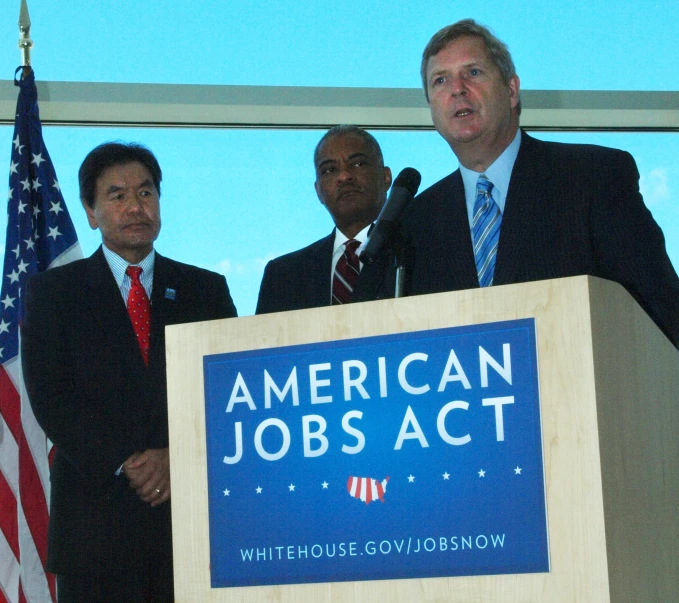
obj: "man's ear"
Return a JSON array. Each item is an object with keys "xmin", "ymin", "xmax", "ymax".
[
  {"xmin": 82, "ymin": 200, "xmax": 98, "ymax": 230},
  {"xmin": 508, "ymin": 75, "xmax": 520, "ymax": 110},
  {"xmin": 314, "ymin": 180, "xmax": 325, "ymax": 206},
  {"xmin": 383, "ymin": 166, "xmax": 393, "ymax": 191}
]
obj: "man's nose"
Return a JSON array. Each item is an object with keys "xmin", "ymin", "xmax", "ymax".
[
  {"xmin": 449, "ymin": 75, "xmax": 467, "ymax": 97},
  {"xmin": 336, "ymin": 166, "xmax": 355, "ymax": 183},
  {"xmin": 125, "ymin": 195, "xmax": 145, "ymax": 212}
]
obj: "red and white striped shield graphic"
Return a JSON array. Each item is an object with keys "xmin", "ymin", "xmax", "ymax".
[{"xmin": 346, "ymin": 475, "xmax": 389, "ymax": 504}]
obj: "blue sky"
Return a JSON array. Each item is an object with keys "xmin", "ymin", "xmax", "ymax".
[{"xmin": 1, "ymin": 1, "xmax": 678, "ymax": 314}]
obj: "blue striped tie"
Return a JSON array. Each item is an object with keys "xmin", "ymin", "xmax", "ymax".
[{"xmin": 472, "ymin": 175, "xmax": 501, "ymax": 287}]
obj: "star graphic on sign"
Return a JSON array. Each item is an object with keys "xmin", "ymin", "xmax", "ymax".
[
  {"xmin": 288, "ymin": 484, "xmax": 295, "ymax": 492},
  {"xmin": 13, "ymin": 134, "xmax": 24, "ymax": 154},
  {"xmin": 2, "ymin": 295, "xmax": 16, "ymax": 309},
  {"xmin": 514, "ymin": 466, "xmax": 522, "ymax": 475},
  {"xmin": 49, "ymin": 201, "xmax": 63, "ymax": 215},
  {"xmin": 25, "ymin": 237, "xmax": 35, "ymax": 251},
  {"xmin": 20, "ymin": 177, "xmax": 31, "ymax": 191},
  {"xmin": 0, "ymin": 320, "xmax": 10, "ymax": 334},
  {"xmin": 407, "ymin": 474, "xmax": 415, "ymax": 483},
  {"xmin": 13, "ymin": 245, "xmax": 20, "ymax": 259},
  {"xmin": 48, "ymin": 226, "xmax": 61, "ymax": 240},
  {"xmin": 223, "ymin": 488, "xmax": 230, "ymax": 496},
  {"xmin": 9, "ymin": 161, "xmax": 18, "ymax": 174},
  {"xmin": 7, "ymin": 270, "xmax": 19, "ymax": 284},
  {"xmin": 31, "ymin": 179, "xmax": 42, "ymax": 191},
  {"xmin": 321, "ymin": 481, "xmax": 329, "ymax": 489},
  {"xmin": 31, "ymin": 153, "xmax": 46, "ymax": 167},
  {"xmin": 442, "ymin": 472, "xmax": 450, "ymax": 480},
  {"xmin": 255, "ymin": 486, "xmax": 262, "ymax": 494},
  {"xmin": 17, "ymin": 260, "xmax": 29, "ymax": 274},
  {"xmin": 478, "ymin": 469, "xmax": 486, "ymax": 478}
]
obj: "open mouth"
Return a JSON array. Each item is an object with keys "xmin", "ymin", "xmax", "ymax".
[{"xmin": 455, "ymin": 108, "xmax": 473, "ymax": 117}]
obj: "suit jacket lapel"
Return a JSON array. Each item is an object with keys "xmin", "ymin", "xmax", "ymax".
[
  {"xmin": 446, "ymin": 171, "xmax": 479, "ymax": 289},
  {"xmin": 307, "ymin": 233, "xmax": 335, "ymax": 307},
  {"xmin": 149, "ymin": 253, "xmax": 183, "ymax": 366},
  {"xmin": 84, "ymin": 247, "xmax": 147, "ymax": 376},
  {"xmin": 494, "ymin": 131, "xmax": 551, "ymax": 285}
]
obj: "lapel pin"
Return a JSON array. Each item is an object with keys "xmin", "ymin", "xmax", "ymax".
[{"xmin": 164, "ymin": 288, "xmax": 176, "ymax": 300}]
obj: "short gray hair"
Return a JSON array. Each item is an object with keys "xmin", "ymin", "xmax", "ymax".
[
  {"xmin": 314, "ymin": 125, "xmax": 384, "ymax": 169},
  {"xmin": 421, "ymin": 19, "xmax": 520, "ymax": 114}
]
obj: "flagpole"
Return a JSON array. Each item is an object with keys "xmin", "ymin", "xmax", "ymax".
[
  {"xmin": 0, "ymin": 3, "xmax": 80, "ymax": 601},
  {"xmin": 19, "ymin": 0, "xmax": 33, "ymax": 71}
]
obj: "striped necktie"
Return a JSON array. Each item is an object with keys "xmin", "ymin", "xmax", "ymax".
[
  {"xmin": 332, "ymin": 239, "xmax": 361, "ymax": 304},
  {"xmin": 472, "ymin": 175, "xmax": 502, "ymax": 287}
]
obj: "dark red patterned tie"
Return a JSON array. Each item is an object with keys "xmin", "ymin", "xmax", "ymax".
[
  {"xmin": 125, "ymin": 266, "xmax": 151, "ymax": 364},
  {"xmin": 332, "ymin": 239, "xmax": 361, "ymax": 305}
]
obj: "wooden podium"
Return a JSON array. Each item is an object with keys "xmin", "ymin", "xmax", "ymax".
[{"xmin": 166, "ymin": 275, "xmax": 679, "ymax": 602}]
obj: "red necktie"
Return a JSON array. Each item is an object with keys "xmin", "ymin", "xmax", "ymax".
[
  {"xmin": 332, "ymin": 239, "xmax": 361, "ymax": 305},
  {"xmin": 126, "ymin": 266, "xmax": 151, "ymax": 364}
]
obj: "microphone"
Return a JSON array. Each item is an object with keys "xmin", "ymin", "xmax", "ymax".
[{"xmin": 360, "ymin": 167, "xmax": 421, "ymax": 264}]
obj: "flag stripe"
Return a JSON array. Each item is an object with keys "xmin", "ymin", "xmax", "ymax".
[
  {"xmin": 0, "ymin": 369, "xmax": 21, "ymax": 444},
  {"xmin": 17, "ymin": 503, "xmax": 52, "ymax": 603},
  {"xmin": 0, "ymin": 469, "xmax": 19, "ymax": 560},
  {"xmin": 0, "ymin": 526, "xmax": 20, "ymax": 603},
  {"xmin": 18, "ymin": 436, "xmax": 49, "ymax": 570}
]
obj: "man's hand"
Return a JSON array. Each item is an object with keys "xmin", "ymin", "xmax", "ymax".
[{"xmin": 123, "ymin": 448, "xmax": 170, "ymax": 507}]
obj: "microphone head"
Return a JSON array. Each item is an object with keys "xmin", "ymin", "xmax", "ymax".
[{"xmin": 393, "ymin": 167, "xmax": 422, "ymax": 196}]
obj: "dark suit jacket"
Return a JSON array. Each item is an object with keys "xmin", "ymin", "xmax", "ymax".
[
  {"xmin": 21, "ymin": 247, "xmax": 237, "ymax": 574},
  {"xmin": 403, "ymin": 131, "xmax": 679, "ymax": 347},
  {"xmin": 256, "ymin": 230, "xmax": 396, "ymax": 314}
]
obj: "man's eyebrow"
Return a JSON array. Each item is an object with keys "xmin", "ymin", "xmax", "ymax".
[
  {"xmin": 317, "ymin": 152, "xmax": 370, "ymax": 170},
  {"xmin": 106, "ymin": 184, "xmax": 124, "ymax": 194},
  {"xmin": 428, "ymin": 65, "xmax": 450, "ymax": 79},
  {"xmin": 105, "ymin": 179, "xmax": 155, "ymax": 194},
  {"xmin": 430, "ymin": 60, "xmax": 486, "ymax": 78},
  {"xmin": 316, "ymin": 158, "xmax": 338, "ymax": 170},
  {"xmin": 347, "ymin": 152, "xmax": 370, "ymax": 161}
]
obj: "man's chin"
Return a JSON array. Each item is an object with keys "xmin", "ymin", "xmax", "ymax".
[
  {"xmin": 449, "ymin": 126, "xmax": 483, "ymax": 143},
  {"xmin": 337, "ymin": 191, "xmax": 364, "ymax": 202}
]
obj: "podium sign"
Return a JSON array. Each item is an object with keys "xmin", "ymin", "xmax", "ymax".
[{"xmin": 203, "ymin": 318, "xmax": 548, "ymax": 587}]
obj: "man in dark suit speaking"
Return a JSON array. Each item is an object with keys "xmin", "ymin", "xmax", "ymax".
[
  {"xmin": 256, "ymin": 125, "xmax": 394, "ymax": 314},
  {"xmin": 21, "ymin": 142, "xmax": 237, "ymax": 602},
  {"xmin": 403, "ymin": 19, "xmax": 679, "ymax": 347}
]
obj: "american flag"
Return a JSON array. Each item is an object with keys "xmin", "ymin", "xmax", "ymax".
[{"xmin": 0, "ymin": 67, "xmax": 81, "ymax": 603}]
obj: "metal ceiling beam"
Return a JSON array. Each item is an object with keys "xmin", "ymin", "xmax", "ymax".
[{"xmin": 0, "ymin": 80, "xmax": 677, "ymax": 131}]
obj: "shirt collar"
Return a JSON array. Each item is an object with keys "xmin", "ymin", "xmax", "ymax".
[
  {"xmin": 333, "ymin": 223, "xmax": 372, "ymax": 256},
  {"xmin": 101, "ymin": 244, "xmax": 155, "ymax": 288},
  {"xmin": 460, "ymin": 128, "xmax": 522, "ymax": 219}
]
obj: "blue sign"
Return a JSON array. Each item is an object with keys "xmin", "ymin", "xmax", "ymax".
[{"xmin": 203, "ymin": 319, "xmax": 548, "ymax": 587}]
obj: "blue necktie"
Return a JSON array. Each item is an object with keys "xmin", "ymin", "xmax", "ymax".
[{"xmin": 472, "ymin": 175, "xmax": 502, "ymax": 287}]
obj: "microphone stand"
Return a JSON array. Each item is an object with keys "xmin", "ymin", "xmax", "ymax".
[
  {"xmin": 359, "ymin": 221, "xmax": 411, "ymax": 301},
  {"xmin": 390, "ymin": 227, "xmax": 407, "ymax": 299}
]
